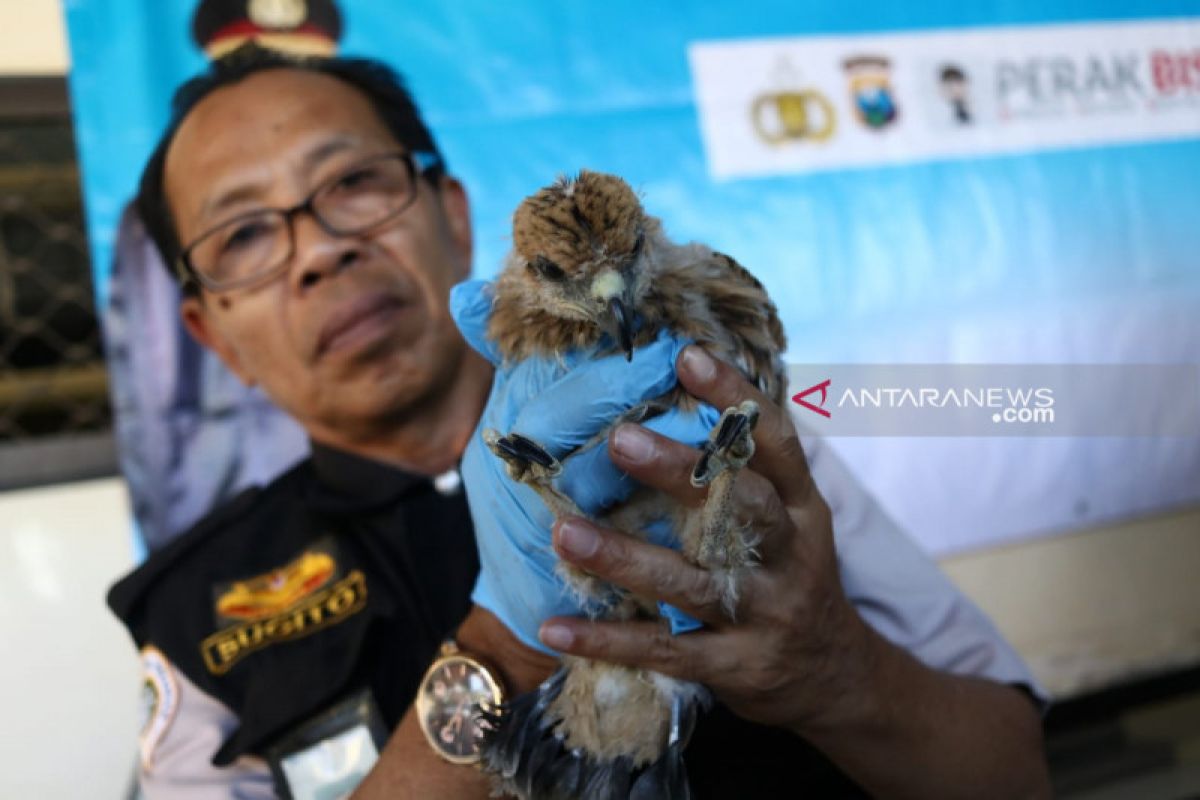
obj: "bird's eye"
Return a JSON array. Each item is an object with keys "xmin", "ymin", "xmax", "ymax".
[{"xmin": 529, "ymin": 256, "xmax": 565, "ymax": 281}]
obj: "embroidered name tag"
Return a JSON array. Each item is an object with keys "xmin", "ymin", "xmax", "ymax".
[{"xmin": 201, "ymin": 570, "xmax": 368, "ymax": 675}]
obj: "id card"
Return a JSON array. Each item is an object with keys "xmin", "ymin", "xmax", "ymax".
[{"xmin": 267, "ymin": 690, "xmax": 389, "ymax": 800}]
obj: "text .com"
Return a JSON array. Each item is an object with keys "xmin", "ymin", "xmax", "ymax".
[{"xmin": 993, "ymin": 406, "xmax": 1056, "ymax": 424}]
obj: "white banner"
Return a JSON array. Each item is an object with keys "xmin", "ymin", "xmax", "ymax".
[{"xmin": 689, "ymin": 18, "xmax": 1200, "ymax": 178}]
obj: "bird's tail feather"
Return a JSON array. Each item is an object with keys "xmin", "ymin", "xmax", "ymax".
[
  {"xmin": 629, "ymin": 740, "xmax": 690, "ymax": 800},
  {"xmin": 480, "ymin": 666, "xmax": 566, "ymax": 793},
  {"xmin": 480, "ymin": 664, "xmax": 701, "ymax": 800}
]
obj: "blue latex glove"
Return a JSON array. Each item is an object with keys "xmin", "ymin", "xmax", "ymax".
[{"xmin": 451, "ymin": 279, "xmax": 720, "ymax": 654}]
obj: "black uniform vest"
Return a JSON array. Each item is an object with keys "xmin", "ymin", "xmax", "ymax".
[{"xmin": 109, "ymin": 444, "xmax": 866, "ymax": 796}]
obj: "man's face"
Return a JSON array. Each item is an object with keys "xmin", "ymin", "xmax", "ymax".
[{"xmin": 166, "ymin": 69, "xmax": 474, "ymax": 443}]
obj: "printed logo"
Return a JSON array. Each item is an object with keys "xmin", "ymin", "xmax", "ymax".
[
  {"xmin": 938, "ymin": 63, "xmax": 973, "ymax": 124},
  {"xmin": 844, "ymin": 55, "xmax": 898, "ymax": 130},
  {"xmin": 750, "ymin": 58, "xmax": 837, "ymax": 144},
  {"xmin": 214, "ymin": 547, "xmax": 337, "ymax": 624},
  {"xmin": 792, "ymin": 378, "xmax": 833, "ymax": 418},
  {"xmin": 202, "ymin": 570, "xmax": 368, "ymax": 675}
]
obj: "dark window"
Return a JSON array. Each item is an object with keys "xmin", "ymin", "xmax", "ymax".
[{"xmin": 0, "ymin": 76, "xmax": 115, "ymax": 490}]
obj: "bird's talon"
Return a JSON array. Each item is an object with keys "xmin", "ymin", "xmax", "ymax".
[
  {"xmin": 691, "ymin": 401, "xmax": 760, "ymax": 486},
  {"xmin": 713, "ymin": 411, "xmax": 749, "ymax": 451},
  {"xmin": 690, "ymin": 444, "xmax": 715, "ymax": 487},
  {"xmin": 484, "ymin": 430, "xmax": 563, "ymax": 482},
  {"xmin": 506, "ymin": 434, "xmax": 560, "ymax": 472}
]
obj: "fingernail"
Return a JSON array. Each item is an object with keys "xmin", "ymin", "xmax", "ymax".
[
  {"xmin": 557, "ymin": 518, "xmax": 600, "ymax": 559},
  {"xmin": 682, "ymin": 346, "xmax": 717, "ymax": 383},
  {"xmin": 539, "ymin": 623, "xmax": 575, "ymax": 650},
  {"xmin": 612, "ymin": 424, "xmax": 654, "ymax": 464}
]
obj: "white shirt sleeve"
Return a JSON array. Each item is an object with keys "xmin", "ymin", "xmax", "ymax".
[
  {"xmin": 138, "ymin": 652, "xmax": 275, "ymax": 800},
  {"xmin": 794, "ymin": 410, "xmax": 1047, "ymax": 706}
]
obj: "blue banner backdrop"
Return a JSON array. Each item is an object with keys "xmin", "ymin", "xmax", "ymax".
[{"xmin": 64, "ymin": 1, "xmax": 1200, "ymax": 555}]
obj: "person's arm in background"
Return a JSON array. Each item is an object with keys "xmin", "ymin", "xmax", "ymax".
[{"xmin": 539, "ymin": 346, "xmax": 1052, "ymax": 799}]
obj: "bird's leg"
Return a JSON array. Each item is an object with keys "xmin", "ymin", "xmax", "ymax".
[
  {"xmin": 688, "ymin": 400, "xmax": 761, "ymax": 617},
  {"xmin": 483, "ymin": 429, "xmax": 579, "ymax": 515},
  {"xmin": 482, "ymin": 429, "xmax": 605, "ymax": 602}
]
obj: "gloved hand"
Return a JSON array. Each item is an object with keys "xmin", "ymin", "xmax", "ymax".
[{"xmin": 451, "ymin": 279, "xmax": 720, "ymax": 654}]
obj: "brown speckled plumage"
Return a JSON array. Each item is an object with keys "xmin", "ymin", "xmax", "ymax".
[
  {"xmin": 489, "ymin": 171, "xmax": 787, "ymax": 404},
  {"xmin": 480, "ymin": 170, "xmax": 786, "ymax": 799}
]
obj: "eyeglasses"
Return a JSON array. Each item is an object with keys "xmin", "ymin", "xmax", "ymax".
[{"xmin": 177, "ymin": 151, "xmax": 443, "ymax": 292}]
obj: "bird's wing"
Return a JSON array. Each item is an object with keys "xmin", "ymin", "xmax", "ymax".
[{"xmin": 647, "ymin": 247, "xmax": 789, "ymax": 407}]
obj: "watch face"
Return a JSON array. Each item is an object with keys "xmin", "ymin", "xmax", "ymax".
[{"xmin": 416, "ymin": 655, "xmax": 503, "ymax": 764}]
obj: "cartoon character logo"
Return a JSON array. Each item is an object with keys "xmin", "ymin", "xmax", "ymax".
[
  {"xmin": 938, "ymin": 64, "xmax": 973, "ymax": 124},
  {"xmin": 843, "ymin": 55, "xmax": 898, "ymax": 130}
]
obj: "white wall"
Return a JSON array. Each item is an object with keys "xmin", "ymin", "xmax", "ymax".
[
  {"xmin": 0, "ymin": 0, "xmax": 69, "ymax": 75},
  {"xmin": 0, "ymin": 478, "xmax": 139, "ymax": 799},
  {"xmin": 942, "ymin": 505, "xmax": 1200, "ymax": 699}
]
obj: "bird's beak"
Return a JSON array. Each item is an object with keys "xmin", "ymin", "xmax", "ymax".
[{"xmin": 608, "ymin": 297, "xmax": 634, "ymax": 361}]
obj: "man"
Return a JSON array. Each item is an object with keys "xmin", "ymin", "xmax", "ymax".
[{"xmin": 110, "ymin": 44, "xmax": 1051, "ymax": 798}]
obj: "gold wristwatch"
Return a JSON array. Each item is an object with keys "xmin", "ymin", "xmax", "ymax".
[{"xmin": 415, "ymin": 640, "xmax": 506, "ymax": 764}]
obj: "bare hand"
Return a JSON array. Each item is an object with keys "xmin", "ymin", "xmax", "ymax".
[{"xmin": 538, "ymin": 345, "xmax": 875, "ymax": 732}]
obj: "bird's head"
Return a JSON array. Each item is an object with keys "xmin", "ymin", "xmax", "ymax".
[{"xmin": 511, "ymin": 170, "xmax": 648, "ymax": 360}]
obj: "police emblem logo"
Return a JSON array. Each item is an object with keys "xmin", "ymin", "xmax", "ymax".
[
  {"xmin": 843, "ymin": 55, "xmax": 898, "ymax": 130},
  {"xmin": 139, "ymin": 646, "xmax": 180, "ymax": 770}
]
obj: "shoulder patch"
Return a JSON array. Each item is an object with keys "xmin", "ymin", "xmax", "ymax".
[{"xmin": 139, "ymin": 646, "xmax": 180, "ymax": 771}]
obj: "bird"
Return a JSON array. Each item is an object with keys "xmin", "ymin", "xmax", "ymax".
[{"xmin": 479, "ymin": 170, "xmax": 787, "ymax": 800}]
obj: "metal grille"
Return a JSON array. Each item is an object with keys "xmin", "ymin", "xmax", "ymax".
[{"xmin": 0, "ymin": 77, "xmax": 113, "ymax": 487}]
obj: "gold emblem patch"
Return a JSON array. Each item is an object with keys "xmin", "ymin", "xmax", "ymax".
[
  {"xmin": 202, "ymin": 570, "xmax": 368, "ymax": 675},
  {"xmin": 215, "ymin": 550, "xmax": 337, "ymax": 623}
]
